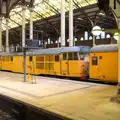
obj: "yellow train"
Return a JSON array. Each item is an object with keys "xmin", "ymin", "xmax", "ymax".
[
  {"xmin": 0, "ymin": 46, "xmax": 90, "ymax": 79},
  {"xmin": 0, "ymin": 44, "xmax": 118, "ymax": 83},
  {"xmin": 89, "ymin": 44, "xmax": 118, "ymax": 83}
]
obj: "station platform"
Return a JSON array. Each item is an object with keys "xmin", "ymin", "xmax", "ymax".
[{"xmin": 0, "ymin": 71, "xmax": 120, "ymax": 120}]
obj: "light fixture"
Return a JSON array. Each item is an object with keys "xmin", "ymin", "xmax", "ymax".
[
  {"xmin": 114, "ymin": 33, "xmax": 118, "ymax": 40},
  {"xmin": 67, "ymin": 39, "xmax": 69, "ymax": 42},
  {"xmin": 77, "ymin": 17, "xmax": 83, "ymax": 20},
  {"xmin": 92, "ymin": 26, "xmax": 102, "ymax": 36},
  {"xmin": 99, "ymin": 11, "xmax": 105, "ymax": 16}
]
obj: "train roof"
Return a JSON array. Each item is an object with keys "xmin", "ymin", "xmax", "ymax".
[
  {"xmin": 90, "ymin": 44, "xmax": 118, "ymax": 52},
  {"xmin": 0, "ymin": 46, "xmax": 90, "ymax": 56}
]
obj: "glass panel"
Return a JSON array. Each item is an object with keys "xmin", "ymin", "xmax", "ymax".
[
  {"xmin": 68, "ymin": 53, "xmax": 73, "ymax": 60},
  {"xmin": 55, "ymin": 55, "xmax": 59, "ymax": 61},
  {"xmin": 79, "ymin": 52, "xmax": 84, "ymax": 60},
  {"xmin": 92, "ymin": 56, "xmax": 98, "ymax": 66},
  {"xmin": 11, "ymin": 56, "xmax": 13, "ymax": 61},
  {"xmin": 63, "ymin": 53, "xmax": 67, "ymax": 60},
  {"xmin": 29, "ymin": 56, "xmax": 33, "ymax": 61},
  {"xmin": 36, "ymin": 56, "xmax": 44, "ymax": 61},
  {"xmin": 74, "ymin": 52, "xmax": 78, "ymax": 60}
]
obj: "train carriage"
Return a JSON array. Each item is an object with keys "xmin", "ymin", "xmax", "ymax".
[
  {"xmin": 0, "ymin": 46, "xmax": 90, "ymax": 79},
  {"xmin": 89, "ymin": 44, "xmax": 118, "ymax": 83}
]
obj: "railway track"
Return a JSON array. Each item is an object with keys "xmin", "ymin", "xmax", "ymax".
[{"xmin": 0, "ymin": 94, "xmax": 71, "ymax": 120}]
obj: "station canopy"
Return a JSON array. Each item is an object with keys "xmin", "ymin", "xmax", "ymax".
[{"xmin": 1, "ymin": 0, "xmax": 97, "ymax": 31}]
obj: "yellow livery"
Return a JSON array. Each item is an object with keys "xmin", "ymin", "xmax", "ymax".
[
  {"xmin": 0, "ymin": 46, "xmax": 90, "ymax": 79},
  {"xmin": 90, "ymin": 44, "xmax": 118, "ymax": 83}
]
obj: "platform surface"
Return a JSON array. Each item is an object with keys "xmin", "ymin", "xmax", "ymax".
[{"xmin": 0, "ymin": 71, "xmax": 120, "ymax": 120}]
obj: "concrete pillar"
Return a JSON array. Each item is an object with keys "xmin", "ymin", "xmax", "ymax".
[
  {"xmin": 61, "ymin": 0, "xmax": 65, "ymax": 47},
  {"xmin": 69, "ymin": 0, "xmax": 73, "ymax": 47},
  {"xmin": 118, "ymin": 18, "xmax": 120, "ymax": 100},
  {"xmin": 6, "ymin": 18, "xmax": 9, "ymax": 52},
  {"xmin": 22, "ymin": 6, "xmax": 26, "ymax": 48},
  {"xmin": 93, "ymin": 35, "xmax": 96, "ymax": 46},
  {"xmin": 30, "ymin": 8, "xmax": 33, "ymax": 40},
  {"xmin": 0, "ymin": 17, "xmax": 2, "ymax": 52}
]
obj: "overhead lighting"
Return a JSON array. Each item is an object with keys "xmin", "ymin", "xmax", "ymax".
[
  {"xmin": 77, "ymin": 17, "xmax": 83, "ymax": 20},
  {"xmin": 114, "ymin": 33, "xmax": 119, "ymax": 40},
  {"xmin": 92, "ymin": 26, "xmax": 102, "ymax": 36},
  {"xmin": 99, "ymin": 11, "xmax": 105, "ymax": 16}
]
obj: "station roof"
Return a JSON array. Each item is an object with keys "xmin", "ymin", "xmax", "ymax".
[{"xmin": 1, "ymin": 0, "xmax": 97, "ymax": 30}]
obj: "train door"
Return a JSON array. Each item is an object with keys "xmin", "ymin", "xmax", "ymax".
[
  {"xmin": 90, "ymin": 54, "xmax": 100, "ymax": 79},
  {"xmin": 61, "ymin": 53, "xmax": 69, "ymax": 76}
]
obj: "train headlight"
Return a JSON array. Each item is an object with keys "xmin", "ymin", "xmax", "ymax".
[{"xmin": 92, "ymin": 26, "xmax": 102, "ymax": 36}]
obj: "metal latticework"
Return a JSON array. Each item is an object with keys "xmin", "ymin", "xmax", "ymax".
[{"xmin": 1, "ymin": 0, "xmax": 97, "ymax": 30}]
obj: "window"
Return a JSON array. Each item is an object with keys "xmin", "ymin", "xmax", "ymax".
[
  {"xmin": 55, "ymin": 55, "xmax": 59, "ymax": 61},
  {"xmin": 68, "ymin": 53, "xmax": 73, "ymax": 60},
  {"xmin": 84, "ymin": 31, "xmax": 88, "ymax": 40},
  {"xmin": 63, "ymin": 53, "xmax": 67, "ymax": 60},
  {"xmin": 49, "ymin": 56, "xmax": 53, "ymax": 61},
  {"xmin": 92, "ymin": 56, "xmax": 98, "ymax": 66},
  {"xmin": 36, "ymin": 56, "xmax": 44, "ymax": 61},
  {"xmin": 74, "ymin": 52, "xmax": 78, "ymax": 60},
  {"xmin": 11, "ymin": 56, "xmax": 13, "ymax": 61},
  {"xmin": 29, "ymin": 56, "xmax": 32, "ymax": 61},
  {"xmin": 99, "ymin": 56, "xmax": 102, "ymax": 59},
  {"xmin": 79, "ymin": 53, "xmax": 84, "ymax": 60},
  {"xmin": 36, "ymin": 63, "xmax": 44, "ymax": 69}
]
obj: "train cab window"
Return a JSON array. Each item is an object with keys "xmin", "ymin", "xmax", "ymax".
[
  {"xmin": 55, "ymin": 55, "xmax": 59, "ymax": 61},
  {"xmin": 74, "ymin": 52, "xmax": 78, "ymax": 60},
  {"xmin": 63, "ymin": 53, "xmax": 67, "ymax": 60},
  {"xmin": 79, "ymin": 52, "xmax": 84, "ymax": 60},
  {"xmin": 29, "ymin": 56, "xmax": 33, "ymax": 61},
  {"xmin": 92, "ymin": 56, "xmax": 98, "ymax": 66},
  {"xmin": 11, "ymin": 56, "xmax": 13, "ymax": 61}
]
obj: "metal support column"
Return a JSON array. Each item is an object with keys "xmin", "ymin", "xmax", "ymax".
[
  {"xmin": 6, "ymin": 18, "xmax": 9, "ymax": 52},
  {"xmin": 0, "ymin": 17, "xmax": 2, "ymax": 52},
  {"xmin": 69, "ymin": 0, "xmax": 73, "ymax": 47},
  {"xmin": 93, "ymin": 35, "xmax": 96, "ymax": 46},
  {"xmin": 61, "ymin": 0, "xmax": 65, "ymax": 47},
  {"xmin": 22, "ymin": 6, "xmax": 26, "ymax": 82},
  {"xmin": 30, "ymin": 8, "xmax": 33, "ymax": 40},
  {"xmin": 22, "ymin": 6, "xmax": 26, "ymax": 48},
  {"xmin": 118, "ymin": 18, "xmax": 120, "ymax": 100}
]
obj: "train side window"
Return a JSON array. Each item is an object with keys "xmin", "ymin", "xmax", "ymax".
[
  {"xmin": 55, "ymin": 55, "xmax": 59, "ymax": 61},
  {"xmin": 74, "ymin": 52, "xmax": 78, "ymax": 60},
  {"xmin": 68, "ymin": 53, "xmax": 73, "ymax": 60},
  {"xmin": 11, "ymin": 56, "xmax": 13, "ymax": 61},
  {"xmin": 63, "ymin": 53, "xmax": 67, "ymax": 60},
  {"xmin": 99, "ymin": 56, "xmax": 102, "ymax": 59},
  {"xmin": 92, "ymin": 56, "xmax": 98, "ymax": 66},
  {"xmin": 29, "ymin": 56, "xmax": 32, "ymax": 61}
]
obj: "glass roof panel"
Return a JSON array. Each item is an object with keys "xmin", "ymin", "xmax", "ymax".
[{"xmin": 1, "ymin": 0, "xmax": 97, "ymax": 30}]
